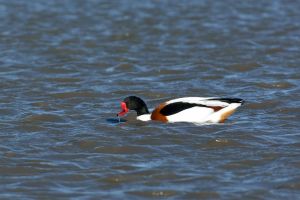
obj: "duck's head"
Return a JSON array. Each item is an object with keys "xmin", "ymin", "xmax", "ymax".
[{"xmin": 117, "ymin": 96, "xmax": 149, "ymax": 117}]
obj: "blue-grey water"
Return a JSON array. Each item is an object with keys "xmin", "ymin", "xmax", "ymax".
[{"xmin": 0, "ymin": 0, "xmax": 300, "ymax": 199}]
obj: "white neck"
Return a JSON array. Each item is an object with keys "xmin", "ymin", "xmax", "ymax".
[{"xmin": 137, "ymin": 114, "xmax": 151, "ymax": 121}]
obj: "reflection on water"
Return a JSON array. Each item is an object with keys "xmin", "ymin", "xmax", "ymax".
[
  {"xmin": 106, "ymin": 118, "xmax": 127, "ymax": 124},
  {"xmin": 0, "ymin": 0, "xmax": 300, "ymax": 199}
]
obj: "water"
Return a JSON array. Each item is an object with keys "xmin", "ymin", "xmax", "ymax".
[{"xmin": 0, "ymin": 0, "xmax": 299, "ymax": 199}]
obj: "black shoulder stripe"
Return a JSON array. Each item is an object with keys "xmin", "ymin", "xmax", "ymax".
[
  {"xmin": 209, "ymin": 98, "xmax": 245, "ymax": 105},
  {"xmin": 160, "ymin": 102, "xmax": 209, "ymax": 116}
]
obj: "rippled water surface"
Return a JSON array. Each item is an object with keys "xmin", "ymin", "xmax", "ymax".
[{"xmin": 1, "ymin": 0, "xmax": 300, "ymax": 199}]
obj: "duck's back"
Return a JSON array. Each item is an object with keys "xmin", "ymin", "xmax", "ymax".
[{"xmin": 151, "ymin": 97, "xmax": 244, "ymax": 123}]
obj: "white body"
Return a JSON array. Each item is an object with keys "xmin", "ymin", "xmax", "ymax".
[
  {"xmin": 137, "ymin": 114, "xmax": 151, "ymax": 121},
  {"xmin": 137, "ymin": 97, "xmax": 243, "ymax": 123}
]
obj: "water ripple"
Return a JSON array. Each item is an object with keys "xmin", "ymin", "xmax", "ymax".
[{"xmin": 0, "ymin": 0, "xmax": 299, "ymax": 199}]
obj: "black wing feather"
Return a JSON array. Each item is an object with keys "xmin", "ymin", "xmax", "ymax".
[
  {"xmin": 160, "ymin": 102, "xmax": 209, "ymax": 116},
  {"xmin": 209, "ymin": 98, "xmax": 245, "ymax": 105}
]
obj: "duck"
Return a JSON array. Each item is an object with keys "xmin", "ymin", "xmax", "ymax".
[{"xmin": 117, "ymin": 96, "xmax": 244, "ymax": 123}]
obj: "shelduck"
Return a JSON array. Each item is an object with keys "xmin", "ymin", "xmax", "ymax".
[{"xmin": 117, "ymin": 96, "xmax": 244, "ymax": 123}]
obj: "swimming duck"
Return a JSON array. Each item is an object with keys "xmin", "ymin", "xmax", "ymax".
[{"xmin": 117, "ymin": 96, "xmax": 244, "ymax": 123}]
